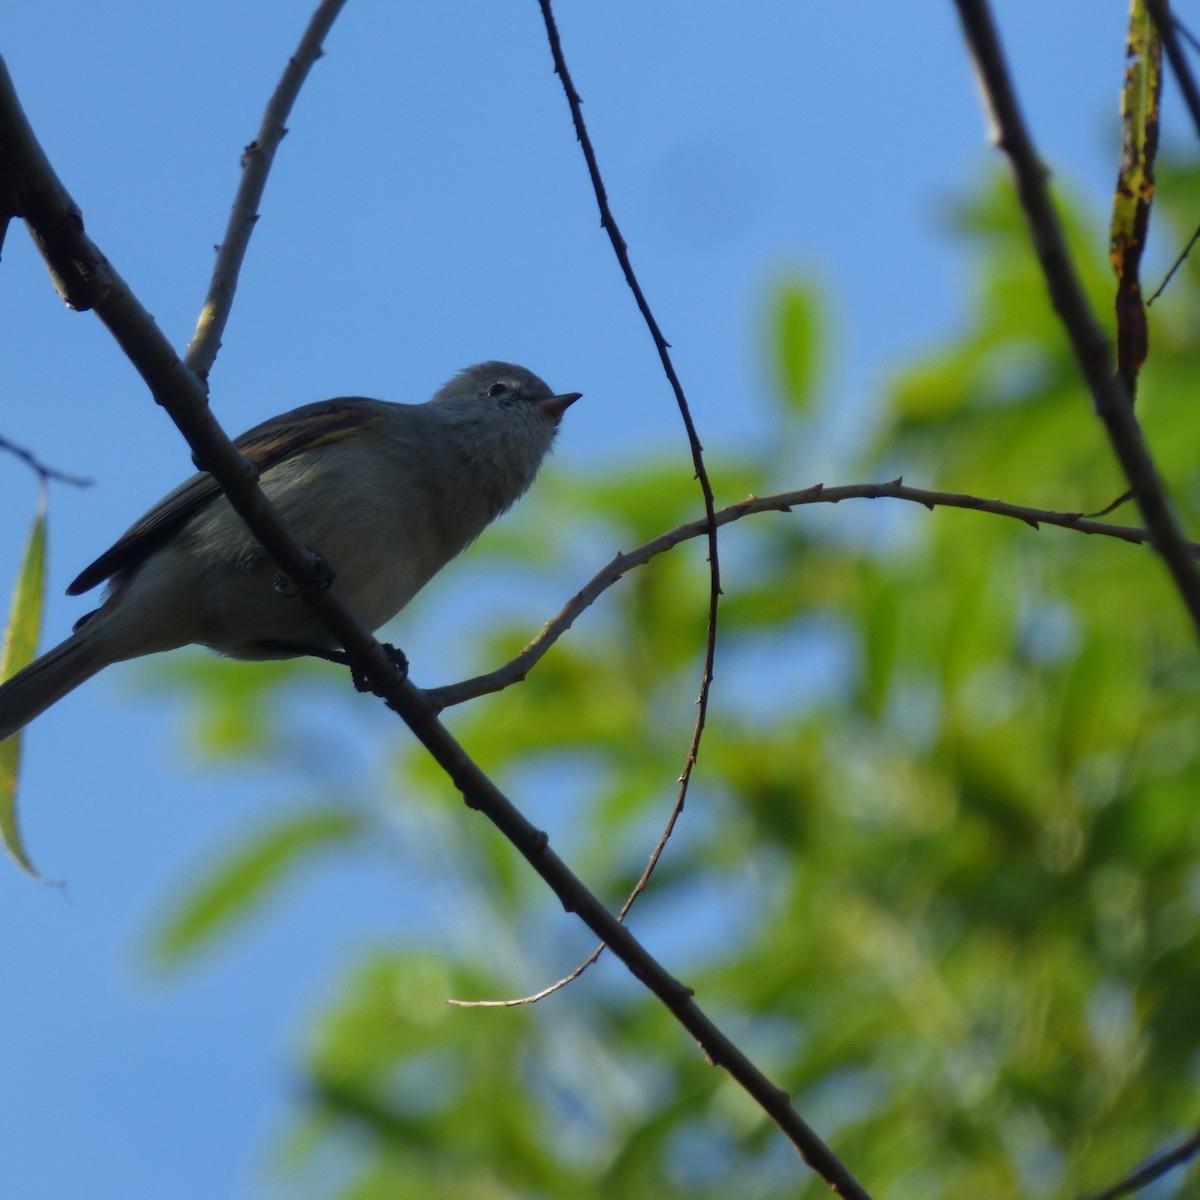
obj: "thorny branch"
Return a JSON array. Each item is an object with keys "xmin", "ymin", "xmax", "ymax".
[{"xmin": 428, "ymin": 478, "xmax": 1185, "ymax": 711}]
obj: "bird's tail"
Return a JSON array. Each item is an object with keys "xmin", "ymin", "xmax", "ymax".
[{"xmin": 0, "ymin": 632, "xmax": 108, "ymax": 741}]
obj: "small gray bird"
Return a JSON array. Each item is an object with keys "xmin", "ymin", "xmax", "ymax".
[{"xmin": 0, "ymin": 361, "xmax": 580, "ymax": 740}]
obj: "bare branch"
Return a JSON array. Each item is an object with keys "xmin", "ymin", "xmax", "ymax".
[
  {"xmin": 1146, "ymin": 220, "xmax": 1200, "ymax": 305},
  {"xmin": 1080, "ymin": 1126, "xmax": 1200, "ymax": 1200},
  {"xmin": 537, "ymin": 0, "xmax": 722, "ymax": 955},
  {"xmin": 0, "ymin": 42, "xmax": 870, "ymax": 1200},
  {"xmin": 1145, "ymin": 0, "xmax": 1200, "ymax": 138},
  {"xmin": 445, "ymin": 469, "xmax": 1190, "ymax": 1012},
  {"xmin": 0, "ymin": 435, "xmax": 91, "ymax": 488},
  {"xmin": 185, "ymin": 0, "xmax": 349, "ymax": 379},
  {"xmin": 949, "ymin": 0, "xmax": 1200, "ymax": 641},
  {"xmin": 428, "ymin": 479, "xmax": 1181, "ymax": 710},
  {"xmin": 1143, "ymin": 2, "xmax": 1200, "ymax": 311}
]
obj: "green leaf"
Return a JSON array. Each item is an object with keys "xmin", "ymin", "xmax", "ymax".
[
  {"xmin": 773, "ymin": 281, "xmax": 822, "ymax": 414},
  {"xmin": 150, "ymin": 807, "xmax": 367, "ymax": 965},
  {"xmin": 0, "ymin": 494, "xmax": 49, "ymax": 880}
]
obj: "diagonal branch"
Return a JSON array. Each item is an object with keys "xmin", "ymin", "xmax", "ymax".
[
  {"xmin": 0, "ymin": 39, "xmax": 871, "ymax": 1200},
  {"xmin": 1145, "ymin": 0, "xmax": 1200, "ymax": 138},
  {"xmin": 185, "ymin": 0, "xmax": 349, "ymax": 379},
  {"xmin": 950, "ymin": 0, "xmax": 1200, "ymax": 641},
  {"xmin": 1080, "ymin": 1125, "xmax": 1200, "ymax": 1200},
  {"xmin": 428, "ymin": 479, "xmax": 1185, "ymax": 711}
]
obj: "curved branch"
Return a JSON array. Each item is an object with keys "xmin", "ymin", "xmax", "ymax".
[
  {"xmin": 427, "ymin": 479, "xmax": 1181, "ymax": 710},
  {"xmin": 537, "ymin": 0, "xmax": 723, "ymax": 974}
]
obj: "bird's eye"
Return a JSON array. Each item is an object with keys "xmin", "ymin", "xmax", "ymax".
[{"xmin": 487, "ymin": 382, "xmax": 510, "ymax": 399}]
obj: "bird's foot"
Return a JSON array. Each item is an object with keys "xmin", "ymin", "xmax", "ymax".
[{"xmin": 273, "ymin": 548, "xmax": 336, "ymax": 597}]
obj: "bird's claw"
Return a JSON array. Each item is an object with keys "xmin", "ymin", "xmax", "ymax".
[
  {"xmin": 350, "ymin": 643, "xmax": 409, "ymax": 694},
  {"xmin": 273, "ymin": 548, "xmax": 336, "ymax": 597}
]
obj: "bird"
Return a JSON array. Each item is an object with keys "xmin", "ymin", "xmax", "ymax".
[{"xmin": 0, "ymin": 361, "xmax": 580, "ymax": 740}]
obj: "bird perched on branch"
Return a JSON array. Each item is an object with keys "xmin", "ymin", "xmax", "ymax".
[{"xmin": 0, "ymin": 361, "xmax": 580, "ymax": 740}]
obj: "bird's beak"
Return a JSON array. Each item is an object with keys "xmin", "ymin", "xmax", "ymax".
[{"xmin": 536, "ymin": 391, "xmax": 582, "ymax": 423}]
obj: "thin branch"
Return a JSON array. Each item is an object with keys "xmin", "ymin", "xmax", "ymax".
[
  {"xmin": 450, "ymin": 784, "xmax": 694, "ymax": 1009},
  {"xmin": 448, "ymin": 473, "xmax": 1179, "ymax": 1009},
  {"xmin": 537, "ymin": 0, "xmax": 722, "ymax": 952},
  {"xmin": 1146, "ymin": 220, "xmax": 1200, "ymax": 304},
  {"xmin": 1145, "ymin": 0, "xmax": 1200, "ymax": 138},
  {"xmin": 185, "ymin": 0, "xmax": 348, "ymax": 379},
  {"xmin": 428, "ymin": 479, "xmax": 1183, "ymax": 711},
  {"xmin": 0, "ymin": 435, "xmax": 91, "ymax": 488},
  {"xmin": 0, "ymin": 44, "xmax": 871, "ymax": 1200},
  {"xmin": 1080, "ymin": 1126, "xmax": 1200, "ymax": 1200},
  {"xmin": 1143, "ymin": 2, "xmax": 1200, "ymax": 308},
  {"xmin": 951, "ymin": 0, "xmax": 1200, "ymax": 641},
  {"xmin": 1179, "ymin": 14, "xmax": 1200, "ymax": 55}
]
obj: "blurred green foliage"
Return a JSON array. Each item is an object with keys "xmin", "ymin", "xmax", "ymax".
[{"xmin": 159, "ymin": 168, "xmax": 1200, "ymax": 1199}]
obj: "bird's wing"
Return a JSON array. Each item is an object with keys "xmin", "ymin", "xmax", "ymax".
[{"xmin": 66, "ymin": 397, "xmax": 384, "ymax": 595}]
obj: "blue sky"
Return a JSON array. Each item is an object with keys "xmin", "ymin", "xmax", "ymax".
[{"xmin": 0, "ymin": 3, "xmax": 1166, "ymax": 1196}]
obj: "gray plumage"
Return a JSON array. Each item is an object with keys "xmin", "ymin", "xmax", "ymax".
[{"xmin": 0, "ymin": 362, "xmax": 579, "ymax": 740}]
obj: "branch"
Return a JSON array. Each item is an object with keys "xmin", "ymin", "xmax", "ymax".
[
  {"xmin": 0, "ymin": 435, "xmax": 91, "ymax": 488},
  {"xmin": 0, "ymin": 36, "xmax": 871, "ymax": 1200},
  {"xmin": 1080, "ymin": 1126, "xmax": 1200, "ymax": 1200},
  {"xmin": 537, "ymin": 0, "xmax": 723, "ymax": 942},
  {"xmin": 448, "ymin": 470, "xmax": 1192, "ymax": 1008},
  {"xmin": 428, "ymin": 479, "xmax": 1183, "ymax": 710},
  {"xmin": 1145, "ymin": 0, "xmax": 1200, "ymax": 138},
  {"xmin": 950, "ymin": 0, "xmax": 1200, "ymax": 640},
  {"xmin": 184, "ymin": 0, "xmax": 349, "ymax": 379}
]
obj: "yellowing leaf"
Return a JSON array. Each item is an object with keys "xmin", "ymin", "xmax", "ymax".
[{"xmin": 0, "ymin": 495, "xmax": 49, "ymax": 880}]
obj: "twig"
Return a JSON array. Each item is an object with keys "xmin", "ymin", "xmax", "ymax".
[
  {"xmin": 1143, "ymin": 2, "xmax": 1200, "ymax": 310},
  {"xmin": 951, "ymin": 0, "xmax": 1200, "ymax": 641},
  {"xmin": 1178, "ymin": 14, "xmax": 1200, "ymax": 55},
  {"xmin": 428, "ymin": 479, "xmax": 1185, "ymax": 711},
  {"xmin": 1145, "ymin": 0, "xmax": 1200, "ymax": 139},
  {"xmin": 185, "ymin": 0, "xmax": 348, "ymax": 379},
  {"xmin": 1146, "ymin": 220, "xmax": 1200, "ymax": 304},
  {"xmin": 0, "ymin": 435, "xmax": 91, "ymax": 488},
  {"xmin": 0, "ymin": 39, "xmax": 871, "ymax": 1200},
  {"xmin": 536, "ymin": 0, "xmax": 722, "ymax": 1007},
  {"xmin": 1080, "ymin": 1126, "xmax": 1200, "ymax": 1200},
  {"xmin": 449, "ymin": 469, "xmax": 1191, "ymax": 1008}
]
